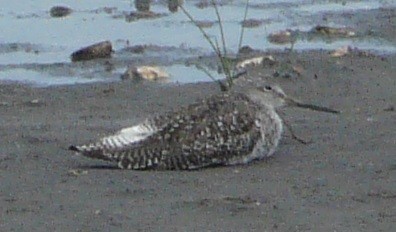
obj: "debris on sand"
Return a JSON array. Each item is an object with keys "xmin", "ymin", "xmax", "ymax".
[
  {"xmin": 50, "ymin": 6, "xmax": 72, "ymax": 18},
  {"xmin": 330, "ymin": 46, "xmax": 351, "ymax": 57},
  {"xmin": 236, "ymin": 56, "xmax": 277, "ymax": 69},
  {"xmin": 0, "ymin": 101, "xmax": 10, "ymax": 106},
  {"xmin": 24, "ymin": 99, "xmax": 45, "ymax": 107},
  {"xmin": 121, "ymin": 66, "xmax": 170, "ymax": 81},
  {"xmin": 292, "ymin": 65, "xmax": 304, "ymax": 76},
  {"xmin": 383, "ymin": 105, "xmax": 394, "ymax": 112},
  {"xmin": 125, "ymin": 11, "xmax": 166, "ymax": 22},
  {"xmin": 241, "ymin": 19, "xmax": 264, "ymax": 28},
  {"xmin": 195, "ymin": 1, "xmax": 210, "ymax": 9},
  {"xmin": 135, "ymin": 0, "xmax": 151, "ymax": 12},
  {"xmin": 330, "ymin": 46, "xmax": 375, "ymax": 58},
  {"xmin": 238, "ymin": 45, "xmax": 255, "ymax": 54},
  {"xmin": 168, "ymin": 0, "xmax": 183, "ymax": 13},
  {"xmin": 71, "ymin": 41, "xmax": 112, "ymax": 62},
  {"xmin": 312, "ymin": 25, "xmax": 356, "ymax": 38},
  {"xmin": 68, "ymin": 169, "xmax": 88, "ymax": 176},
  {"xmin": 195, "ymin": 20, "xmax": 215, "ymax": 28},
  {"xmin": 268, "ymin": 30, "xmax": 295, "ymax": 44}
]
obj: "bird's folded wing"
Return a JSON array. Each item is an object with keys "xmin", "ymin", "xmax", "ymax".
[
  {"xmin": 71, "ymin": 93, "xmax": 263, "ymax": 170},
  {"xmin": 108, "ymin": 94, "xmax": 263, "ymax": 170}
]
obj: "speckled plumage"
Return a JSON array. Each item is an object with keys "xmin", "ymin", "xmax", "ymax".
[{"xmin": 69, "ymin": 84, "xmax": 338, "ymax": 170}]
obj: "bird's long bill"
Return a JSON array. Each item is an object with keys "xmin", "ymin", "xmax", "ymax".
[
  {"xmin": 296, "ymin": 102, "xmax": 339, "ymax": 113},
  {"xmin": 288, "ymin": 99, "xmax": 339, "ymax": 114}
]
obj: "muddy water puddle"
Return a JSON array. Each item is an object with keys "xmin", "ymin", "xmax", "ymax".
[{"xmin": 0, "ymin": 0, "xmax": 395, "ymax": 87}]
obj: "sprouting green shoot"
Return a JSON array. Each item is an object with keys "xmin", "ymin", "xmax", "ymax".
[
  {"xmin": 179, "ymin": 1, "xmax": 250, "ymax": 92},
  {"xmin": 178, "ymin": 5, "xmax": 222, "ymax": 62},
  {"xmin": 211, "ymin": 1, "xmax": 227, "ymax": 57},
  {"xmin": 238, "ymin": 0, "xmax": 250, "ymax": 58}
]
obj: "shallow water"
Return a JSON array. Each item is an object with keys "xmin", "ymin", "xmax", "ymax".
[{"xmin": 0, "ymin": 0, "xmax": 395, "ymax": 86}]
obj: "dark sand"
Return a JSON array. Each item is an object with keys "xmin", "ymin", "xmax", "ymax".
[{"xmin": 1, "ymin": 50, "xmax": 395, "ymax": 231}]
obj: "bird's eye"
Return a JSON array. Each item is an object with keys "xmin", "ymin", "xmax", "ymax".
[{"xmin": 264, "ymin": 85, "xmax": 272, "ymax": 91}]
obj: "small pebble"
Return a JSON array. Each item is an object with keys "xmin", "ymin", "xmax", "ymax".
[{"xmin": 50, "ymin": 6, "xmax": 72, "ymax": 18}]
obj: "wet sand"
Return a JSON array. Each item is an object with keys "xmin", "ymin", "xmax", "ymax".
[{"xmin": 1, "ymin": 49, "xmax": 395, "ymax": 231}]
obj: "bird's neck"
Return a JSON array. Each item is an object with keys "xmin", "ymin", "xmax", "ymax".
[{"xmin": 246, "ymin": 91, "xmax": 275, "ymax": 111}]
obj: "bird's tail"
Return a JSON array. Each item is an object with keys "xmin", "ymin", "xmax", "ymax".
[{"xmin": 69, "ymin": 144, "xmax": 113, "ymax": 161}]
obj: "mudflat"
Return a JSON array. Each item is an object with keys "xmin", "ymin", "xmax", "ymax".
[{"xmin": 1, "ymin": 49, "xmax": 395, "ymax": 231}]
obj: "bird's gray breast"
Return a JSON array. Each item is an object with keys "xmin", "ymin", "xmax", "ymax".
[
  {"xmin": 256, "ymin": 109, "xmax": 283, "ymax": 157},
  {"xmin": 227, "ymin": 107, "xmax": 283, "ymax": 165}
]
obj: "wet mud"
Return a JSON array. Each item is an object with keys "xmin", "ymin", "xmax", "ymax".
[
  {"xmin": 1, "ymin": 1, "xmax": 395, "ymax": 231},
  {"xmin": 1, "ymin": 50, "xmax": 395, "ymax": 231}
]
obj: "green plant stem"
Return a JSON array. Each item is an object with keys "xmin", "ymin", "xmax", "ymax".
[
  {"xmin": 179, "ymin": 1, "xmax": 250, "ymax": 92},
  {"xmin": 178, "ymin": 5, "xmax": 221, "ymax": 60},
  {"xmin": 211, "ymin": 0, "xmax": 227, "ymax": 57},
  {"xmin": 195, "ymin": 64, "xmax": 228, "ymax": 91},
  {"xmin": 211, "ymin": 1, "xmax": 232, "ymax": 84},
  {"xmin": 237, "ymin": 0, "xmax": 250, "ymax": 56},
  {"xmin": 179, "ymin": 4, "xmax": 231, "ymax": 90}
]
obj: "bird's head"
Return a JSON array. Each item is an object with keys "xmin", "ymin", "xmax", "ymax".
[{"xmin": 248, "ymin": 84, "xmax": 339, "ymax": 114}]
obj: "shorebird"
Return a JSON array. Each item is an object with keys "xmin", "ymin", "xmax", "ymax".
[{"xmin": 69, "ymin": 84, "xmax": 338, "ymax": 170}]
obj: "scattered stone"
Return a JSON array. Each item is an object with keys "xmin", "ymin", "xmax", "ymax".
[
  {"xmin": 367, "ymin": 189, "xmax": 396, "ymax": 199},
  {"xmin": 104, "ymin": 61, "xmax": 114, "ymax": 72},
  {"xmin": 0, "ymin": 101, "xmax": 10, "ymax": 106},
  {"xmin": 238, "ymin": 46, "xmax": 255, "ymax": 54},
  {"xmin": 121, "ymin": 66, "xmax": 169, "ymax": 81},
  {"xmin": 102, "ymin": 87, "xmax": 115, "ymax": 95},
  {"xmin": 268, "ymin": 30, "xmax": 295, "ymax": 44},
  {"xmin": 50, "ymin": 6, "xmax": 72, "ymax": 18},
  {"xmin": 90, "ymin": 7, "xmax": 117, "ymax": 14},
  {"xmin": 168, "ymin": 0, "xmax": 183, "ymax": 13},
  {"xmin": 16, "ymin": 13, "xmax": 40, "ymax": 19},
  {"xmin": 281, "ymin": 72, "xmax": 292, "ymax": 79},
  {"xmin": 292, "ymin": 65, "xmax": 304, "ymax": 76},
  {"xmin": 273, "ymin": 70, "xmax": 297, "ymax": 79},
  {"xmin": 135, "ymin": 0, "xmax": 150, "ymax": 12},
  {"xmin": 195, "ymin": 1, "xmax": 210, "ymax": 9},
  {"xmin": 103, "ymin": 7, "xmax": 116, "ymax": 14},
  {"xmin": 330, "ymin": 45, "xmax": 351, "ymax": 57},
  {"xmin": 125, "ymin": 11, "xmax": 166, "ymax": 22},
  {"xmin": 195, "ymin": 20, "xmax": 215, "ymax": 28},
  {"xmin": 236, "ymin": 56, "xmax": 277, "ymax": 69},
  {"xmin": 30, "ymin": 99, "xmax": 39, "ymax": 104},
  {"xmin": 355, "ymin": 49, "xmax": 375, "ymax": 57},
  {"xmin": 71, "ymin": 41, "xmax": 112, "ymax": 62},
  {"xmin": 241, "ymin": 19, "xmax": 263, "ymax": 28},
  {"xmin": 331, "ymin": 46, "xmax": 375, "ymax": 58},
  {"xmin": 24, "ymin": 99, "xmax": 45, "ymax": 107},
  {"xmin": 383, "ymin": 105, "xmax": 394, "ymax": 112},
  {"xmin": 273, "ymin": 71, "xmax": 280, "ymax": 78},
  {"xmin": 350, "ymin": 195, "xmax": 366, "ymax": 203},
  {"xmin": 125, "ymin": 45, "xmax": 146, "ymax": 54},
  {"xmin": 68, "ymin": 169, "xmax": 88, "ymax": 176},
  {"xmin": 222, "ymin": 196, "xmax": 259, "ymax": 205},
  {"xmin": 313, "ymin": 25, "xmax": 356, "ymax": 37},
  {"xmin": 314, "ymin": 177, "xmax": 328, "ymax": 187}
]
